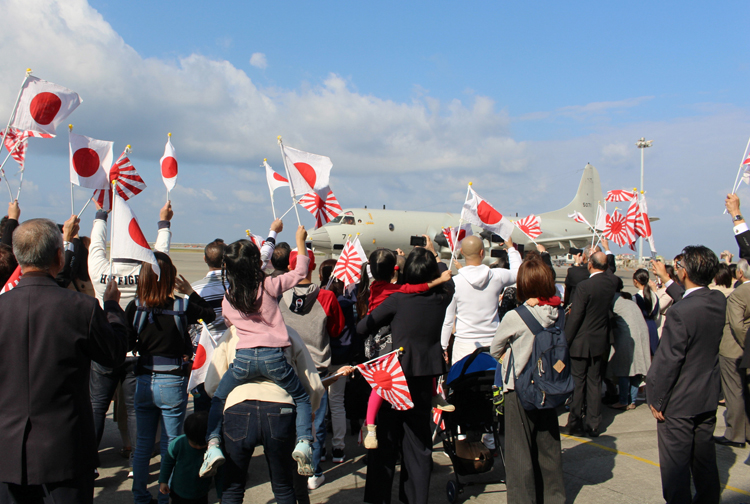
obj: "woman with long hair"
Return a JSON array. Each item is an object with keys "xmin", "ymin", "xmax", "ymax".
[
  {"xmin": 633, "ymin": 268, "xmax": 660, "ymax": 355},
  {"xmin": 127, "ymin": 252, "xmax": 216, "ymax": 504}
]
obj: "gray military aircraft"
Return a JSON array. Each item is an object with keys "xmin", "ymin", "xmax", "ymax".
[{"xmin": 307, "ymin": 163, "xmax": 604, "ymax": 259}]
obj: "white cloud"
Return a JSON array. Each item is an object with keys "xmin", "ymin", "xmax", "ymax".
[{"xmin": 249, "ymin": 52, "xmax": 267, "ymax": 70}]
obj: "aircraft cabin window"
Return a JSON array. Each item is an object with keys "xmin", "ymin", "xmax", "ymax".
[
  {"xmin": 342, "ymin": 216, "xmax": 355, "ymax": 225},
  {"xmin": 389, "ymin": 224, "xmax": 394, "ymax": 231}
]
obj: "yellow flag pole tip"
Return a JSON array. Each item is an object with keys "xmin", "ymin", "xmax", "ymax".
[
  {"xmin": 68, "ymin": 124, "xmax": 73, "ymax": 130},
  {"xmin": 198, "ymin": 319, "xmax": 203, "ymax": 323},
  {"xmin": 168, "ymin": 132, "xmax": 172, "ymax": 137},
  {"xmin": 277, "ymin": 135, "xmax": 282, "ymax": 140},
  {"xmin": 263, "ymin": 158, "xmax": 267, "ymax": 162},
  {"xmin": 468, "ymin": 181, "xmax": 473, "ymax": 186},
  {"xmin": 399, "ymin": 347, "xmax": 404, "ymax": 352},
  {"xmin": 126, "ymin": 144, "xmax": 131, "ymax": 150}
]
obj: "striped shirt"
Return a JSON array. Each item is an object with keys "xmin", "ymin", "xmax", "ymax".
[{"xmin": 189, "ymin": 270, "xmax": 226, "ymax": 344}]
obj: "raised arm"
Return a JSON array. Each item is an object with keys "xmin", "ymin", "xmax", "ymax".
[{"xmin": 154, "ymin": 201, "xmax": 173, "ymax": 254}]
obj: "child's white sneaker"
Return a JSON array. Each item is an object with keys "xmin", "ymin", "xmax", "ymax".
[
  {"xmin": 292, "ymin": 440, "xmax": 314, "ymax": 476},
  {"xmin": 199, "ymin": 445, "xmax": 225, "ymax": 478}
]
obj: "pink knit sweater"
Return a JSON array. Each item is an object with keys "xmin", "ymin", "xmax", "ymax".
[{"xmin": 224, "ymin": 255, "xmax": 310, "ymax": 349}]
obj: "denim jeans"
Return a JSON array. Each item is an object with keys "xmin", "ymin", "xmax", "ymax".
[
  {"xmin": 221, "ymin": 400, "xmax": 298, "ymax": 504},
  {"xmin": 327, "ymin": 364, "xmax": 347, "ymax": 450},
  {"xmin": 90, "ymin": 357, "xmax": 137, "ymax": 467},
  {"xmin": 312, "ymin": 389, "xmax": 328, "ymax": 477},
  {"xmin": 132, "ymin": 374, "xmax": 188, "ymax": 504},
  {"xmin": 619, "ymin": 375, "xmax": 641, "ymax": 405},
  {"xmin": 206, "ymin": 347, "xmax": 312, "ymax": 445}
]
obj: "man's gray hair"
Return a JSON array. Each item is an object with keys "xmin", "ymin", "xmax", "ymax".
[
  {"xmin": 12, "ymin": 219, "xmax": 63, "ymax": 270},
  {"xmin": 738, "ymin": 259, "xmax": 750, "ymax": 280}
]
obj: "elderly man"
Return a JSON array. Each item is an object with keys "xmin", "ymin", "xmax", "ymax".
[
  {"xmin": 564, "ymin": 251, "xmax": 617, "ymax": 437},
  {"xmin": 0, "ymin": 218, "xmax": 128, "ymax": 504},
  {"xmin": 441, "ymin": 235, "xmax": 521, "ymax": 363},
  {"xmin": 647, "ymin": 246, "xmax": 725, "ymax": 504}
]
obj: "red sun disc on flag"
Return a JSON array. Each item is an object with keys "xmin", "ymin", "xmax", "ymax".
[
  {"xmin": 161, "ymin": 157, "xmax": 178, "ymax": 178},
  {"xmin": 193, "ymin": 344, "xmax": 206, "ymax": 369},
  {"xmin": 609, "ymin": 220, "xmax": 622, "ymax": 234},
  {"xmin": 373, "ymin": 370, "xmax": 394, "ymax": 390},
  {"xmin": 30, "ymin": 92, "xmax": 62, "ymax": 125},
  {"xmin": 72, "ymin": 148, "xmax": 101, "ymax": 177},
  {"xmin": 273, "ymin": 172, "xmax": 288, "ymax": 183},
  {"xmin": 294, "ymin": 162, "xmax": 317, "ymax": 188},
  {"xmin": 128, "ymin": 218, "xmax": 150, "ymax": 249},
  {"xmin": 477, "ymin": 200, "xmax": 502, "ymax": 225}
]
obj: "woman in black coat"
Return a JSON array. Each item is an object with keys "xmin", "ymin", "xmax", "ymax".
[{"xmin": 357, "ymin": 243, "xmax": 454, "ymax": 504}]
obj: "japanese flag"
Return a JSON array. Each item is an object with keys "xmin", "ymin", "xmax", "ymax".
[
  {"xmin": 283, "ymin": 145, "xmax": 332, "ymax": 197},
  {"xmin": 265, "ymin": 159, "xmax": 289, "ymax": 193},
  {"xmin": 443, "ymin": 223, "xmax": 472, "ymax": 252},
  {"xmin": 635, "ymin": 196, "xmax": 656, "ymax": 253},
  {"xmin": 10, "ymin": 75, "xmax": 82, "ymax": 137},
  {"xmin": 460, "ymin": 187, "xmax": 514, "ymax": 240},
  {"xmin": 332, "ymin": 236, "xmax": 367, "ymax": 288},
  {"xmin": 356, "ymin": 350, "xmax": 413, "ymax": 411},
  {"xmin": 111, "ymin": 192, "xmax": 160, "ymax": 276},
  {"xmin": 160, "ymin": 137, "xmax": 178, "ymax": 192},
  {"xmin": 605, "ymin": 189, "xmax": 637, "ymax": 203},
  {"xmin": 514, "ymin": 214, "xmax": 542, "ymax": 240},
  {"xmin": 69, "ymin": 132, "xmax": 112, "ymax": 189},
  {"xmin": 298, "ymin": 187, "xmax": 343, "ymax": 228},
  {"xmin": 595, "ymin": 203, "xmax": 608, "ymax": 231},
  {"xmin": 187, "ymin": 322, "xmax": 216, "ymax": 391}
]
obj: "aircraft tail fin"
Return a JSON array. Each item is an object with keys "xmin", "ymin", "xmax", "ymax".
[{"xmin": 543, "ymin": 163, "xmax": 603, "ymax": 224}]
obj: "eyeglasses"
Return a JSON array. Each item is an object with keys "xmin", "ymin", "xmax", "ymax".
[{"xmin": 674, "ymin": 260, "xmax": 683, "ymax": 270}]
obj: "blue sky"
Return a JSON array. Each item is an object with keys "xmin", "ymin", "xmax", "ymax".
[{"xmin": 0, "ymin": 0, "xmax": 748, "ymax": 258}]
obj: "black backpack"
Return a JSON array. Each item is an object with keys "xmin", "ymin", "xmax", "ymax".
[{"xmin": 504, "ymin": 305, "xmax": 574, "ymax": 410}]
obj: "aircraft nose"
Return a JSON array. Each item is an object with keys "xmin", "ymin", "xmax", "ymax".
[{"xmin": 308, "ymin": 227, "xmax": 331, "ymax": 251}]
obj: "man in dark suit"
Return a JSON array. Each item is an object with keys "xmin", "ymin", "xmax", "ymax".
[
  {"xmin": 0, "ymin": 219, "xmax": 128, "ymax": 504},
  {"xmin": 564, "ymin": 251, "xmax": 617, "ymax": 437},
  {"xmin": 647, "ymin": 245, "xmax": 725, "ymax": 504},
  {"xmin": 563, "ymin": 247, "xmax": 587, "ymax": 308}
]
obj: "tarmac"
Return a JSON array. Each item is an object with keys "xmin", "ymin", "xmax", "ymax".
[{"xmin": 91, "ymin": 251, "xmax": 750, "ymax": 503}]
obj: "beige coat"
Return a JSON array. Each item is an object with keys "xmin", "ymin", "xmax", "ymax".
[{"xmin": 721, "ymin": 282, "xmax": 750, "ymax": 359}]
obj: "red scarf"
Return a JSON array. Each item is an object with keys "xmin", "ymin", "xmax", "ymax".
[{"xmin": 537, "ymin": 296, "xmax": 561, "ymax": 307}]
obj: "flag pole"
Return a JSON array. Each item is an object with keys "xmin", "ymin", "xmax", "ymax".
[
  {"xmin": 69, "ymin": 125, "xmax": 75, "ymax": 214},
  {"xmin": 76, "ymin": 197, "xmax": 93, "ymax": 219},
  {"xmin": 726, "ymin": 134, "xmax": 750, "ymax": 215},
  {"xmin": 450, "ymin": 182, "xmax": 472, "ymax": 267},
  {"xmin": 0, "ymin": 137, "xmax": 27, "ymax": 202},
  {"xmin": 1, "ymin": 70, "xmax": 32, "ymax": 203},
  {"xmin": 109, "ymin": 181, "xmax": 117, "ymax": 278},
  {"xmin": 277, "ymin": 136, "xmax": 301, "ymax": 225},
  {"xmin": 591, "ymin": 202, "xmax": 601, "ymax": 248},
  {"xmin": 279, "ymin": 204, "xmax": 295, "ymax": 220},
  {"xmin": 264, "ymin": 158, "xmax": 278, "ymax": 220}
]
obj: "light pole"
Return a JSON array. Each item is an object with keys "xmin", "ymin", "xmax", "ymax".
[{"xmin": 635, "ymin": 137, "xmax": 653, "ymax": 262}]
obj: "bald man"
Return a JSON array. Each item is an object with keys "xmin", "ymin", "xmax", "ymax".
[
  {"xmin": 564, "ymin": 251, "xmax": 617, "ymax": 437},
  {"xmin": 441, "ymin": 235, "xmax": 521, "ymax": 363}
]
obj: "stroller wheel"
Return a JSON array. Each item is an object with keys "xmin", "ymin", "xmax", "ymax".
[{"xmin": 446, "ymin": 480, "xmax": 458, "ymax": 503}]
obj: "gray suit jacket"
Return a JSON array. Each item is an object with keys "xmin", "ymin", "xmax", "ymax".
[{"xmin": 722, "ymin": 282, "xmax": 750, "ymax": 359}]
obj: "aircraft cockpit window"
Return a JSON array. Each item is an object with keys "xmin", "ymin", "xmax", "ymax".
[
  {"xmin": 342, "ymin": 216, "xmax": 355, "ymax": 225},
  {"xmin": 330, "ymin": 216, "xmax": 343, "ymax": 224}
]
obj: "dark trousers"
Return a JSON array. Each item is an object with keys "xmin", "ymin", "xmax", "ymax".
[
  {"xmin": 504, "ymin": 392, "xmax": 565, "ymax": 504},
  {"xmin": 89, "ymin": 357, "xmax": 137, "ymax": 465},
  {"xmin": 2, "ymin": 474, "xmax": 94, "ymax": 504},
  {"xmin": 221, "ymin": 400, "xmax": 298, "ymax": 504},
  {"xmin": 169, "ymin": 491, "xmax": 208, "ymax": 504},
  {"xmin": 567, "ymin": 356, "xmax": 602, "ymax": 432},
  {"xmin": 656, "ymin": 411, "xmax": 720, "ymax": 504},
  {"xmin": 364, "ymin": 376, "xmax": 433, "ymax": 504}
]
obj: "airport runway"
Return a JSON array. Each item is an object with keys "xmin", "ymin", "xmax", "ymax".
[{"xmin": 91, "ymin": 252, "xmax": 750, "ymax": 503}]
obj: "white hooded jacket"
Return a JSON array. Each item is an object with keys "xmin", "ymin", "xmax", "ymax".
[{"xmin": 441, "ymin": 247, "xmax": 521, "ymax": 349}]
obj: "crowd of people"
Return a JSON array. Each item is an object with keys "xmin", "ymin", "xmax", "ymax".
[{"xmin": 0, "ymin": 192, "xmax": 748, "ymax": 504}]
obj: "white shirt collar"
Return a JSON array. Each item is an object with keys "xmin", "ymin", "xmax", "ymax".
[
  {"xmin": 589, "ymin": 271, "xmax": 603, "ymax": 277},
  {"xmin": 683, "ymin": 286, "xmax": 704, "ymax": 298}
]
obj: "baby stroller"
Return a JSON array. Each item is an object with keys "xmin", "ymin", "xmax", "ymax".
[{"xmin": 437, "ymin": 347, "xmax": 506, "ymax": 503}]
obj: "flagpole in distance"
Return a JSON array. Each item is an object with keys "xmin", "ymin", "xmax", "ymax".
[
  {"xmin": 69, "ymin": 124, "xmax": 75, "ymax": 215},
  {"xmin": 449, "ymin": 182, "xmax": 472, "ymax": 268},
  {"xmin": 277, "ymin": 136, "xmax": 301, "ymax": 225},
  {"xmin": 166, "ymin": 133, "xmax": 172, "ymax": 203},
  {"xmin": 0, "ymin": 69, "xmax": 32, "ymax": 203},
  {"xmin": 109, "ymin": 180, "xmax": 117, "ymax": 279}
]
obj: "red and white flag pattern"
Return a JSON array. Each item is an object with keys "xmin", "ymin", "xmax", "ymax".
[
  {"xmin": 568, "ymin": 211, "xmax": 592, "ymax": 227},
  {"xmin": 2, "ymin": 128, "xmax": 53, "ymax": 170},
  {"xmin": 332, "ymin": 236, "xmax": 367, "ymax": 287},
  {"xmin": 605, "ymin": 189, "xmax": 637, "ymax": 202},
  {"xmin": 93, "ymin": 149, "xmax": 147, "ymax": 211},
  {"xmin": 283, "ymin": 145, "xmax": 332, "ymax": 197},
  {"xmin": 69, "ymin": 132, "xmax": 112, "ymax": 189},
  {"xmin": 0, "ymin": 266, "xmax": 22, "ymax": 295},
  {"xmin": 160, "ymin": 137, "xmax": 178, "ymax": 192},
  {"xmin": 299, "ymin": 187, "xmax": 343, "ymax": 228},
  {"xmin": 635, "ymin": 196, "xmax": 656, "ymax": 253},
  {"xmin": 10, "ymin": 75, "xmax": 82, "ymax": 137},
  {"xmin": 604, "ymin": 210, "xmax": 631, "ymax": 247},
  {"xmin": 741, "ymin": 152, "xmax": 750, "ymax": 186},
  {"xmin": 357, "ymin": 351, "xmax": 413, "ymax": 411},
  {"xmin": 111, "ymin": 192, "xmax": 160, "ymax": 276},
  {"xmin": 432, "ymin": 379, "xmax": 446, "ymax": 431},
  {"xmin": 265, "ymin": 159, "xmax": 289, "ymax": 193},
  {"xmin": 461, "ymin": 187, "xmax": 514, "ymax": 240},
  {"xmin": 515, "ymin": 214, "xmax": 542, "ymax": 240},
  {"xmin": 443, "ymin": 223, "xmax": 472, "ymax": 252},
  {"xmin": 187, "ymin": 322, "xmax": 216, "ymax": 391}
]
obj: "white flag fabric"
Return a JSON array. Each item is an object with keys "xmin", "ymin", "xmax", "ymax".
[
  {"xmin": 160, "ymin": 138, "xmax": 178, "ymax": 191},
  {"xmin": 595, "ymin": 203, "xmax": 608, "ymax": 231},
  {"xmin": 69, "ymin": 132, "xmax": 112, "ymax": 189},
  {"xmin": 265, "ymin": 160, "xmax": 289, "ymax": 193},
  {"xmin": 635, "ymin": 196, "xmax": 656, "ymax": 253},
  {"xmin": 187, "ymin": 322, "xmax": 216, "ymax": 391},
  {"xmin": 460, "ymin": 187, "xmax": 514, "ymax": 240},
  {"xmin": 283, "ymin": 145, "xmax": 332, "ymax": 196},
  {"xmin": 111, "ymin": 192, "xmax": 160, "ymax": 276},
  {"xmin": 10, "ymin": 76, "xmax": 82, "ymax": 136}
]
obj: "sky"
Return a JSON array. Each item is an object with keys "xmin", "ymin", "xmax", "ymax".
[{"xmin": 0, "ymin": 0, "xmax": 748, "ymax": 258}]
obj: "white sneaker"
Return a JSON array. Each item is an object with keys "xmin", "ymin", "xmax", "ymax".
[
  {"xmin": 307, "ymin": 474, "xmax": 325, "ymax": 490},
  {"xmin": 127, "ymin": 471, "xmax": 134, "ymax": 479}
]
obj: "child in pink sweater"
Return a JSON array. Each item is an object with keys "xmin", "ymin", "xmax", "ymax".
[
  {"xmin": 361, "ymin": 248, "xmax": 452, "ymax": 449},
  {"xmin": 201, "ymin": 226, "xmax": 315, "ymax": 478}
]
